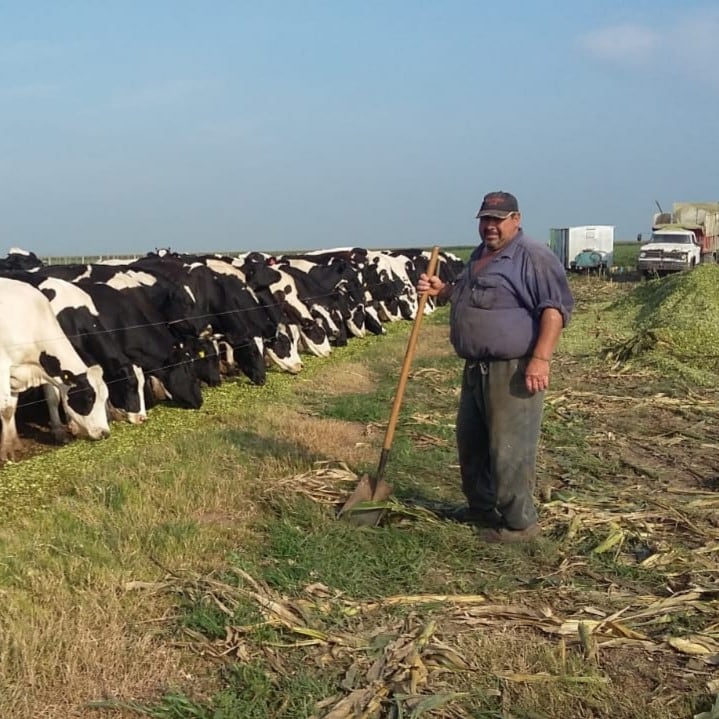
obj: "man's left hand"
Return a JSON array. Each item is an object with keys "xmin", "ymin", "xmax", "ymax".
[{"xmin": 525, "ymin": 357, "xmax": 550, "ymax": 394}]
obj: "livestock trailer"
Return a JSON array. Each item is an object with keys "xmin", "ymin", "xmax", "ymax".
[{"xmin": 548, "ymin": 226, "xmax": 615, "ymax": 272}]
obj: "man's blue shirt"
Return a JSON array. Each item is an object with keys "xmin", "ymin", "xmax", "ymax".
[{"xmin": 449, "ymin": 231, "xmax": 574, "ymax": 360}]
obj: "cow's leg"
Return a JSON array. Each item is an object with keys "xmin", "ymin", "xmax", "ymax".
[
  {"xmin": 42, "ymin": 384, "xmax": 72, "ymax": 444},
  {"xmin": 147, "ymin": 375, "xmax": 171, "ymax": 403},
  {"xmin": 0, "ymin": 393, "xmax": 21, "ymax": 462},
  {"xmin": 217, "ymin": 339, "xmax": 238, "ymax": 376}
]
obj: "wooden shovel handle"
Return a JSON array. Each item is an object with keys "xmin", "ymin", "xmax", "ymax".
[{"xmin": 381, "ymin": 246, "xmax": 441, "ymax": 454}]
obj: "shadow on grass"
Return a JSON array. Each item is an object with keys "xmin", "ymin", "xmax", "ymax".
[{"xmin": 218, "ymin": 427, "xmax": 325, "ymax": 467}]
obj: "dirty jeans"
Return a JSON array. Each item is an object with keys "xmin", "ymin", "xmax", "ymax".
[{"xmin": 456, "ymin": 358, "xmax": 543, "ymax": 530}]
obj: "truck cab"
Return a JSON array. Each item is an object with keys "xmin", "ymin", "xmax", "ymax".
[{"xmin": 636, "ymin": 227, "xmax": 700, "ymax": 277}]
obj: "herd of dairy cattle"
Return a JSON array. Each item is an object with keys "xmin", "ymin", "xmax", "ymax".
[{"xmin": 0, "ymin": 246, "xmax": 464, "ymax": 463}]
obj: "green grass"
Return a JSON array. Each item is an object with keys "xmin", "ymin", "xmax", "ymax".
[
  {"xmin": 89, "ymin": 663, "xmax": 342, "ymax": 719},
  {"xmin": 2, "ymin": 277, "xmax": 717, "ymax": 719},
  {"xmin": 613, "ymin": 241, "xmax": 642, "ymax": 268}
]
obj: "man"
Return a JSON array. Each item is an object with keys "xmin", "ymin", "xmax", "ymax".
[{"xmin": 417, "ymin": 191, "xmax": 574, "ymax": 543}]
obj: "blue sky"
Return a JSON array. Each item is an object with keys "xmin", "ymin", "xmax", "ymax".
[{"xmin": 1, "ymin": 1, "xmax": 718, "ymax": 256}]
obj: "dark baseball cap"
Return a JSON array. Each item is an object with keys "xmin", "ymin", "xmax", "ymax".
[{"xmin": 476, "ymin": 191, "xmax": 519, "ymax": 219}]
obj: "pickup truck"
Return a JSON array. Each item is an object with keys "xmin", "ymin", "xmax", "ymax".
[{"xmin": 636, "ymin": 228, "xmax": 701, "ymax": 277}]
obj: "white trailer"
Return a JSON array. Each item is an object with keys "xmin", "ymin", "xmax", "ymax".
[{"xmin": 548, "ymin": 226, "xmax": 615, "ymax": 272}]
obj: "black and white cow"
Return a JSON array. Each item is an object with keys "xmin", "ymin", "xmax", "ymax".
[
  {"xmin": 129, "ymin": 254, "xmax": 268, "ymax": 384},
  {"xmin": 0, "ymin": 278, "xmax": 110, "ymax": 461},
  {"xmin": 192, "ymin": 257, "xmax": 301, "ymax": 376},
  {"xmin": 1, "ymin": 271, "xmax": 148, "ymax": 425},
  {"xmin": 68, "ymin": 280, "xmax": 205, "ymax": 410},
  {"xmin": 37, "ymin": 261, "xmax": 224, "ymax": 391},
  {"xmin": 235, "ymin": 252, "xmax": 333, "ymax": 358},
  {"xmin": 277, "ymin": 251, "xmax": 385, "ymax": 341},
  {"xmin": 388, "ymin": 248, "xmax": 465, "ymax": 312},
  {"xmin": 0, "ymin": 247, "xmax": 44, "ymax": 272}
]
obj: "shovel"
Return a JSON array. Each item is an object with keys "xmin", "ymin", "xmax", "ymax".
[{"xmin": 338, "ymin": 245, "xmax": 441, "ymax": 526}]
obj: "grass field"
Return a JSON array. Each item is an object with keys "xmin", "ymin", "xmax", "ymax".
[
  {"xmin": 1, "ymin": 267, "xmax": 718, "ymax": 719},
  {"xmin": 612, "ymin": 241, "xmax": 642, "ymax": 268}
]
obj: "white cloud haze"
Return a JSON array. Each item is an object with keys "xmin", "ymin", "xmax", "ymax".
[{"xmin": 579, "ymin": 24, "xmax": 660, "ymax": 64}]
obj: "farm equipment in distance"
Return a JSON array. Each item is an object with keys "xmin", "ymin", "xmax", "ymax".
[
  {"xmin": 637, "ymin": 202, "xmax": 719, "ymax": 278},
  {"xmin": 548, "ymin": 225, "xmax": 614, "ymax": 274}
]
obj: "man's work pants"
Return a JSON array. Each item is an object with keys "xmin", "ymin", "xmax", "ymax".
[{"xmin": 456, "ymin": 358, "xmax": 543, "ymax": 530}]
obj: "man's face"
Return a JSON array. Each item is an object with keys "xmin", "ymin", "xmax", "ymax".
[{"xmin": 479, "ymin": 212, "xmax": 521, "ymax": 251}]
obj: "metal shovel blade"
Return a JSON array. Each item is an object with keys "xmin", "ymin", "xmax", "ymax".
[{"xmin": 337, "ymin": 474, "xmax": 393, "ymax": 526}]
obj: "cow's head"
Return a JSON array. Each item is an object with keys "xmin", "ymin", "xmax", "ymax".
[
  {"xmin": 227, "ymin": 337, "xmax": 266, "ymax": 385},
  {"xmin": 162, "ymin": 345, "xmax": 204, "ymax": 409},
  {"xmin": 186, "ymin": 335, "xmax": 222, "ymax": 387},
  {"xmin": 105, "ymin": 363, "xmax": 147, "ymax": 424},
  {"xmin": 265, "ymin": 325, "xmax": 303, "ymax": 374},
  {"xmin": 61, "ymin": 365, "xmax": 111, "ymax": 440},
  {"xmin": 37, "ymin": 351, "xmax": 110, "ymax": 439}
]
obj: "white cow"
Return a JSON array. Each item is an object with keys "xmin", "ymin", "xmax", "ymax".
[
  {"xmin": 0, "ymin": 279, "xmax": 110, "ymax": 461},
  {"xmin": 33, "ymin": 276, "xmax": 147, "ymax": 425}
]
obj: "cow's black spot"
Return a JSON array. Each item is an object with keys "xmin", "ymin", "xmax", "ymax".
[
  {"xmin": 301, "ymin": 321, "xmax": 327, "ymax": 346},
  {"xmin": 268, "ymin": 332, "xmax": 290, "ymax": 359},
  {"xmin": 66, "ymin": 374, "xmax": 96, "ymax": 416},
  {"xmin": 38, "ymin": 351, "xmax": 62, "ymax": 377}
]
